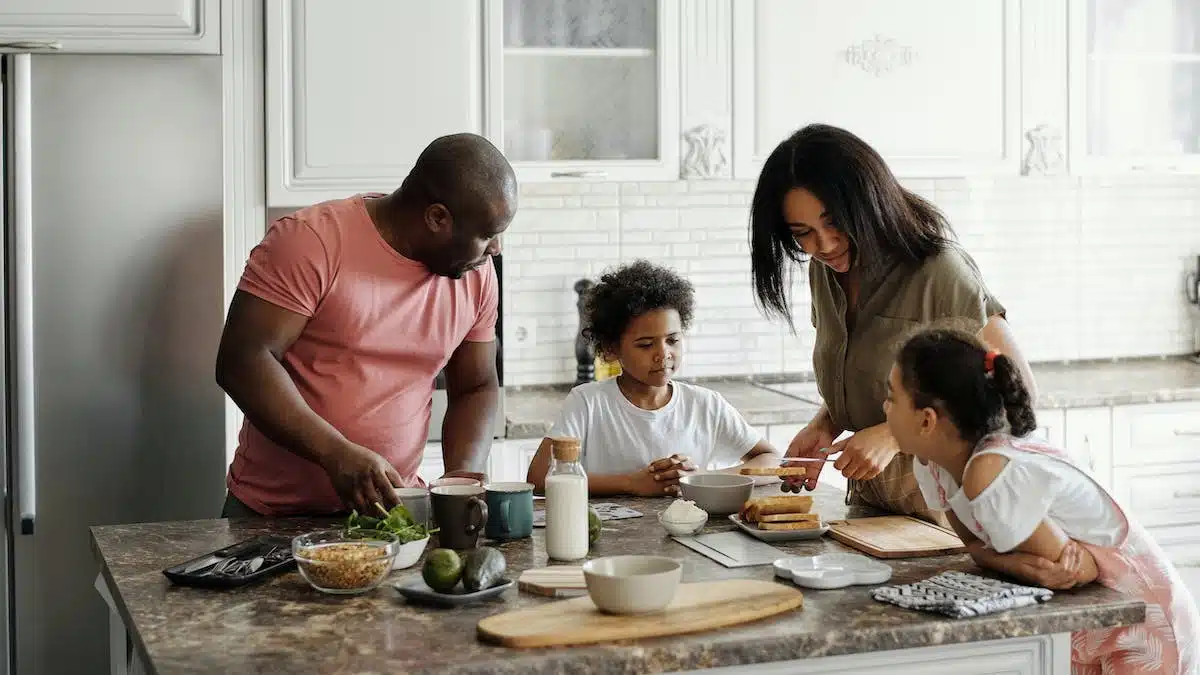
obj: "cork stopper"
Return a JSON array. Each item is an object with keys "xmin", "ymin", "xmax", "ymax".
[{"xmin": 550, "ymin": 437, "xmax": 581, "ymax": 462}]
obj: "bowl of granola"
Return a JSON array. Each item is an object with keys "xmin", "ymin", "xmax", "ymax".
[{"xmin": 292, "ymin": 529, "xmax": 398, "ymax": 595}]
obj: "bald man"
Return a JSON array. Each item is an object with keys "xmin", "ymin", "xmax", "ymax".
[{"xmin": 216, "ymin": 133, "xmax": 517, "ymax": 516}]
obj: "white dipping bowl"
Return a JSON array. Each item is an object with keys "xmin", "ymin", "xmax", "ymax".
[
  {"xmin": 678, "ymin": 474, "xmax": 754, "ymax": 516},
  {"xmin": 658, "ymin": 512, "xmax": 706, "ymax": 536},
  {"xmin": 391, "ymin": 535, "xmax": 429, "ymax": 570},
  {"xmin": 582, "ymin": 555, "xmax": 682, "ymax": 614}
]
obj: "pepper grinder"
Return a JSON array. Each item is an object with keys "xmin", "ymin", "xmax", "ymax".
[{"xmin": 573, "ymin": 278, "xmax": 595, "ymax": 386}]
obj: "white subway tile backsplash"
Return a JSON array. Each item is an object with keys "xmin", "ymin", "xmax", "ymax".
[{"xmin": 502, "ymin": 177, "xmax": 1200, "ymax": 385}]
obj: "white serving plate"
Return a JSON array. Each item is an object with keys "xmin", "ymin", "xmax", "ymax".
[
  {"xmin": 728, "ymin": 514, "xmax": 829, "ymax": 542},
  {"xmin": 772, "ymin": 553, "xmax": 893, "ymax": 590}
]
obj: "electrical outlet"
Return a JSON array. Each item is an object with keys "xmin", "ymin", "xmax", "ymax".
[{"xmin": 508, "ymin": 319, "xmax": 537, "ymax": 347}]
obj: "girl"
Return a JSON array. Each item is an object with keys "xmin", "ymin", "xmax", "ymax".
[
  {"xmin": 525, "ymin": 260, "xmax": 782, "ymax": 497},
  {"xmin": 748, "ymin": 123, "xmax": 1036, "ymax": 524},
  {"xmin": 884, "ymin": 326, "xmax": 1199, "ymax": 674}
]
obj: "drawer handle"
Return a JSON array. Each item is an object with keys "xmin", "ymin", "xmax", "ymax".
[
  {"xmin": 550, "ymin": 170, "xmax": 607, "ymax": 179},
  {"xmin": 1173, "ymin": 490, "xmax": 1200, "ymax": 499},
  {"xmin": 1174, "ymin": 429, "xmax": 1200, "ymax": 437},
  {"xmin": 0, "ymin": 41, "xmax": 62, "ymax": 51}
]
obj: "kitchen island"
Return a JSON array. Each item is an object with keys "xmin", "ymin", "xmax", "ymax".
[{"xmin": 91, "ymin": 486, "xmax": 1144, "ymax": 675}]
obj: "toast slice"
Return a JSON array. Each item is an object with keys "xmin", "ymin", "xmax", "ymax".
[
  {"xmin": 740, "ymin": 495, "xmax": 813, "ymax": 523},
  {"xmin": 758, "ymin": 519, "xmax": 822, "ymax": 531},
  {"xmin": 759, "ymin": 512, "xmax": 819, "ymax": 523},
  {"xmin": 739, "ymin": 467, "xmax": 808, "ymax": 477}
]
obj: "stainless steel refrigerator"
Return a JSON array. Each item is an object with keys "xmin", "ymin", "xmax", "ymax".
[{"xmin": 1, "ymin": 52, "xmax": 229, "ymax": 674}]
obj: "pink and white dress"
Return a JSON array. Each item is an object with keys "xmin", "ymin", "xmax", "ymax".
[{"xmin": 912, "ymin": 433, "xmax": 1200, "ymax": 674}]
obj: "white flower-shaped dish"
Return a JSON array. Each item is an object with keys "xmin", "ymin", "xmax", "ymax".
[{"xmin": 773, "ymin": 553, "xmax": 893, "ymax": 590}]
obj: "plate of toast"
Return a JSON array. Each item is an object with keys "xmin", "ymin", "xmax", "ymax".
[{"xmin": 730, "ymin": 494, "xmax": 828, "ymax": 542}]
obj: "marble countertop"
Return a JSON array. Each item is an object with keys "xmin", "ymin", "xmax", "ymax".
[
  {"xmin": 92, "ymin": 486, "xmax": 1143, "ymax": 675},
  {"xmin": 505, "ymin": 357, "xmax": 1200, "ymax": 439}
]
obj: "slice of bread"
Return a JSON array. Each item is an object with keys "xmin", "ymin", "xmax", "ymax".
[
  {"xmin": 759, "ymin": 512, "xmax": 819, "ymax": 523},
  {"xmin": 758, "ymin": 519, "xmax": 822, "ymax": 531},
  {"xmin": 739, "ymin": 467, "xmax": 808, "ymax": 477},
  {"xmin": 740, "ymin": 495, "xmax": 813, "ymax": 522}
]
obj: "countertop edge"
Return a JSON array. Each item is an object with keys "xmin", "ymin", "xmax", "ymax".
[{"xmin": 90, "ymin": 528, "xmax": 161, "ymax": 675}]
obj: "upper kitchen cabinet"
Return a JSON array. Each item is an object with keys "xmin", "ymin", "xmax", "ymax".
[
  {"xmin": 1069, "ymin": 0, "xmax": 1200, "ymax": 174},
  {"xmin": 484, "ymin": 0, "xmax": 680, "ymax": 182},
  {"xmin": 266, "ymin": 0, "xmax": 484, "ymax": 207},
  {"xmin": 0, "ymin": 0, "xmax": 218, "ymax": 53},
  {"xmin": 731, "ymin": 0, "xmax": 1023, "ymax": 179}
]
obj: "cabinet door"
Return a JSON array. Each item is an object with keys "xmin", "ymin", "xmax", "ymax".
[
  {"xmin": 0, "ymin": 0, "xmax": 218, "ymax": 53},
  {"xmin": 1031, "ymin": 408, "xmax": 1066, "ymax": 448},
  {"xmin": 484, "ymin": 0, "xmax": 680, "ymax": 182},
  {"xmin": 1068, "ymin": 0, "xmax": 1200, "ymax": 174},
  {"xmin": 267, "ymin": 0, "xmax": 484, "ymax": 207},
  {"xmin": 731, "ymin": 0, "xmax": 1022, "ymax": 179},
  {"xmin": 1063, "ymin": 406, "xmax": 1113, "ymax": 490}
]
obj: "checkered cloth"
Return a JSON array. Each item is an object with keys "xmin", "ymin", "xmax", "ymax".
[{"xmin": 872, "ymin": 570, "xmax": 1053, "ymax": 619}]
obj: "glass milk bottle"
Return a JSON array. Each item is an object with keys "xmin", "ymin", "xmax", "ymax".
[{"xmin": 544, "ymin": 437, "xmax": 589, "ymax": 561}]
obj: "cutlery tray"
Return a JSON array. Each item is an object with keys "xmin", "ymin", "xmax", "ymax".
[{"xmin": 162, "ymin": 534, "xmax": 295, "ymax": 589}]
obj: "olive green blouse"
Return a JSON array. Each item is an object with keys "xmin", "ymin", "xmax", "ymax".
[{"xmin": 810, "ymin": 242, "xmax": 1006, "ymax": 434}]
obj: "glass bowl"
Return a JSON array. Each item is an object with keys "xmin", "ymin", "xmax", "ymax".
[{"xmin": 292, "ymin": 529, "xmax": 398, "ymax": 595}]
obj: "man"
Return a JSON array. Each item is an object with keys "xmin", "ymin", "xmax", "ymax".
[{"xmin": 216, "ymin": 133, "xmax": 516, "ymax": 516}]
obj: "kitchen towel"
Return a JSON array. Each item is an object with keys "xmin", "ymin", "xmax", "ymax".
[{"xmin": 871, "ymin": 570, "xmax": 1053, "ymax": 618}]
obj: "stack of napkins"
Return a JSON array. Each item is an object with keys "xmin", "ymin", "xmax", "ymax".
[{"xmin": 872, "ymin": 570, "xmax": 1053, "ymax": 618}]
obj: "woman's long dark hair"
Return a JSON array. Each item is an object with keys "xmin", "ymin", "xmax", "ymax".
[
  {"xmin": 896, "ymin": 327, "xmax": 1036, "ymax": 447},
  {"xmin": 750, "ymin": 124, "xmax": 953, "ymax": 328}
]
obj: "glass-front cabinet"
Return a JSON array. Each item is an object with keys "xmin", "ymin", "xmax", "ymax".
[
  {"xmin": 1070, "ymin": 0, "xmax": 1200, "ymax": 173},
  {"xmin": 485, "ymin": 0, "xmax": 679, "ymax": 181}
]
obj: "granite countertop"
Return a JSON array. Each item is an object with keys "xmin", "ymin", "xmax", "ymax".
[
  {"xmin": 92, "ymin": 486, "xmax": 1143, "ymax": 675},
  {"xmin": 504, "ymin": 357, "xmax": 1200, "ymax": 439}
]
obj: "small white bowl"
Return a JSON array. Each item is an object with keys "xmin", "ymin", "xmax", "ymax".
[
  {"xmin": 391, "ymin": 535, "xmax": 430, "ymax": 570},
  {"xmin": 583, "ymin": 555, "xmax": 682, "ymax": 614},
  {"xmin": 658, "ymin": 512, "xmax": 706, "ymax": 536}
]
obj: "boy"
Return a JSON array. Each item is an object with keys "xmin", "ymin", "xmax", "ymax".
[{"xmin": 526, "ymin": 260, "xmax": 782, "ymax": 497}]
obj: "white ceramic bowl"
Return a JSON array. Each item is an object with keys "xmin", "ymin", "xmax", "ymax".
[
  {"xmin": 582, "ymin": 555, "xmax": 682, "ymax": 614},
  {"xmin": 678, "ymin": 474, "xmax": 754, "ymax": 516},
  {"xmin": 391, "ymin": 535, "xmax": 430, "ymax": 570},
  {"xmin": 658, "ymin": 512, "xmax": 706, "ymax": 536}
]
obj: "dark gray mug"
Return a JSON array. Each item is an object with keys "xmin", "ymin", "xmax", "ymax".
[
  {"xmin": 484, "ymin": 482, "xmax": 535, "ymax": 540},
  {"xmin": 431, "ymin": 485, "xmax": 488, "ymax": 550}
]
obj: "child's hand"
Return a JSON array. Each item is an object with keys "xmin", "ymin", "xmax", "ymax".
[
  {"xmin": 1001, "ymin": 547, "xmax": 1086, "ymax": 590},
  {"xmin": 626, "ymin": 455, "xmax": 697, "ymax": 497}
]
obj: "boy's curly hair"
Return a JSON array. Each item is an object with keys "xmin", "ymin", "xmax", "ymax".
[{"xmin": 583, "ymin": 260, "xmax": 695, "ymax": 354}]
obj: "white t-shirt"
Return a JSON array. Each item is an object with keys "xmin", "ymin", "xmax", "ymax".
[
  {"xmin": 913, "ymin": 445, "xmax": 1125, "ymax": 553},
  {"xmin": 548, "ymin": 379, "xmax": 761, "ymax": 475}
]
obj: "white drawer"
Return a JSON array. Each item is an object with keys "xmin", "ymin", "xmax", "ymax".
[
  {"xmin": 1112, "ymin": 401, "xmax": 1200, "ymax": 467},
  {"xmin": 1139, "ymin": 523, "xmax": 1200, "ymax": 567},
  {"xmin": 1111, "ymin": 463, "xmax": 1200, "ymax": 529}
]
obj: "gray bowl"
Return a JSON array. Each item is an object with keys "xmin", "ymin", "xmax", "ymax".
[{"xmin": 678, "ymin": 474, "xmax": 754, "ymax": 516}]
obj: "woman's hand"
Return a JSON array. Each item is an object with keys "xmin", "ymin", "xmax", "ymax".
[
  {"xmin": 829, "ymin": 424, "xmax": 900, "ymax": 482},
  {"xmin": 781, "ymin": 415, "xmax": 837, "ymax": 492}
]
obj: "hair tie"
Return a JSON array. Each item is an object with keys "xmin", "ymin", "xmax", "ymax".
[{"xmin": 983, "ymin": 350, "xmax": 1000, "ymax": 374}]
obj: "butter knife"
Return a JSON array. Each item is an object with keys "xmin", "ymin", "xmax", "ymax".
[{"xmin": 181, "ymin": 554, "xmax": 228, "ymax": 574}]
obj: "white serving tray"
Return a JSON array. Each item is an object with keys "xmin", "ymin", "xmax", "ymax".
[{"xmin": 773, "ymin": 552, "xmax": 893, "ymax": 590}]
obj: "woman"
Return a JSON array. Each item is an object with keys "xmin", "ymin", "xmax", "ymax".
[{"xmin": 748, "ymin": 123, "xmax": 1037, "ymax": 525}]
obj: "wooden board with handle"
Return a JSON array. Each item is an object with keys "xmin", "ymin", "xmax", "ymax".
[
  {"xmin": 517, "ymin": 566, "xmax": 587, "ymax": 598},
  {"xmin": 478, "ymin": 579, "xmax": 803, "ymax": 648},
  {"xmin": 827, "ymin": 515, "xmax": 966, "ymax": 559}
]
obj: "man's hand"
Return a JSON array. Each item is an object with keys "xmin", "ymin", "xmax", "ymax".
[
  {"xmin": 829, "ymin": 424, "xmax": 900, "ymax": 481},
  {"xmin": 320, "ymin": 441, "xmax": 404, "ymax": 514},
  {"xmin": 625, "ymin": 454, "xmax": 697, "ymax": 497},
  {"xmin": 781, "ymin": 419, "xmax": 836, "ymax": 492}
]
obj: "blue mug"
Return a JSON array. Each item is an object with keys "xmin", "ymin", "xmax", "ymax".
[{"xmin": 484, "ymin": 482, "xmax": 535, "ymax": 540}]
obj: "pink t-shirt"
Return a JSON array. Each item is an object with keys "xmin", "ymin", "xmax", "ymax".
[{"xmin": 226, "ymin": 195, "xmax": 498, "ymax": 516}]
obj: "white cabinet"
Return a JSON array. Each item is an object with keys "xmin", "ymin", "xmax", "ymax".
[
  {"xmin": 0, "ymin": 0, "xmax": 218, "ymax": 53},
  {"xmin": 418, "ymin": 444, "xmax": 446, "ymax": 485},
  {"xmin": 1063, "ymin": 407, "xmax": 1113, "ymax": 490},
  {"xmin": 266, "ymin": 0, "xmax": 485, "ymax": 207},
  {"xmin": 1068, "ymin": 0, "xmax": 1200, "ymax": 174},
  {"xmin": 731, "ymin": 0, "xmax": 1023, "ymax": 179},
  {"xmin": 484, "ymin": 0, "xmax": 680, "ymax": 182},
  {"xmin": 1032, "ymin": 408, "xmax": 1066, "ymax": 448}
]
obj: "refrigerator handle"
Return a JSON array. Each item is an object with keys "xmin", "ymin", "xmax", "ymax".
[{"xmin": 8, "ymin": 53, "xmax": 36, "ymax": 535}]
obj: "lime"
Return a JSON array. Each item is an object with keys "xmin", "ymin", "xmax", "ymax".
[
  {"xmin": 588, "ymin": 508, "xmax": 602, "ymax": 547},
  {"xmin": 422, "ymin": 548, "xmax": 463, "ymax": 593}
]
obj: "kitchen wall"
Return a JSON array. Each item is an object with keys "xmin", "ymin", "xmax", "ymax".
[{"xmin": 502, "ymin": 175, "xmax": 1200, "ymax": 386}]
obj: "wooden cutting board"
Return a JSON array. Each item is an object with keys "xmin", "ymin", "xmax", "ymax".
[
  {"xmin": 478, "ymin": 579, "xmax": 803, "ymax": 648},
  {"xmin": 517, "ymin": 566, "xmax": 587, "ymax": 597},
  {"xmin": 827, "ymin": 516, "xmax": 966, "ymax": 559}
]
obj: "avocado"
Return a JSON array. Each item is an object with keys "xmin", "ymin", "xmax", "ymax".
[
  {"xmin": 462, "ymin": 546, "xmax": 506, "ymax": 592},
  {"xmin": 588, "ymin": 507, "xmax": 602, "ymax": 548},
  {"xmin": 422, "ymin": 548, "xmax": 463, "ymax": 593}
]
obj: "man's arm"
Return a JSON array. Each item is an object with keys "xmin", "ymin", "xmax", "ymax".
[
  {"xmin": 215, "ymin": 290, "xmax": 346, "ymax": 465},
  {"xmin": 440, "ymin": 339, "xmax": 500, "ymax": 475}
]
